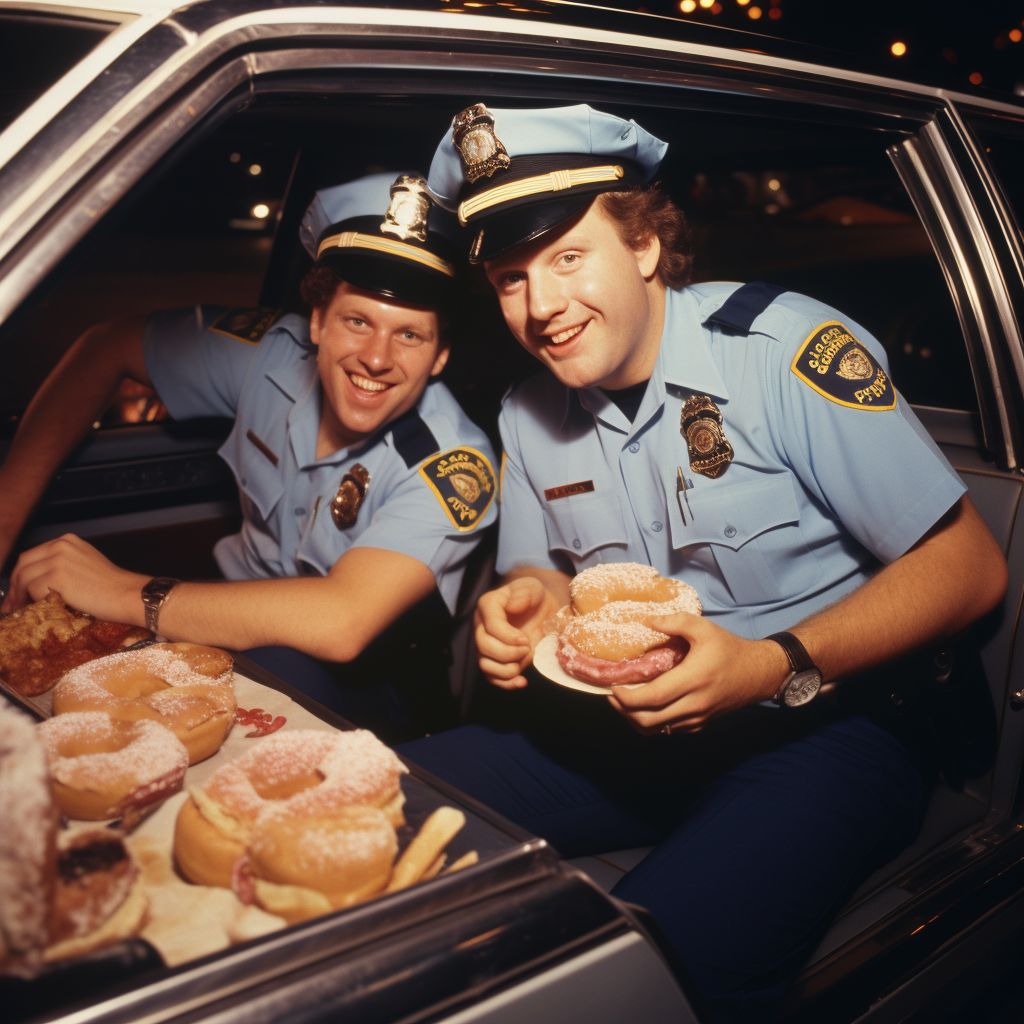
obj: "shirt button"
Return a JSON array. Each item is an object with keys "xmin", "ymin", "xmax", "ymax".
[
  {"xmin": 724, "ymin": 525, "xmax": 737, "ymax": 538},
  {"xmin": 294, "ymin": 507, "xmax": 306, "ymax": 516},
  {"xmin": 651, "ymin": 521, "xmax": 663, "ymax": 533},
  {"xmin": 628, "ymin": 442, "xmax": 640, "ymax": 453},
  {"xmin": 573, "ymin": 538, "xmax": 582, "ymax": 550}
]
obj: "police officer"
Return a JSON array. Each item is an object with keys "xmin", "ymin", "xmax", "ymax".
[
  {"xmin": 396, "ymin": 105, "xmax": 1008, "ymax": 1021},
  {"xmin": 0, "ymin": 172, "xmax": 497, "ymax": 727}
]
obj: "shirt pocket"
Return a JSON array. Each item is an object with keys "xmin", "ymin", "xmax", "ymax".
[
  {"xmin": 218, "ymin": 422, "xmax": 286, "ymax": 527},
  {"xmin": 541, "ymin": 492, "xmax": 630, "ymax": 569},
  {"xmin": 670, "ymin": 473, "xmax": 822, "ymax": 605}
]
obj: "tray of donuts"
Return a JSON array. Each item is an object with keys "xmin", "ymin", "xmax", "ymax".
[
  {"xmin": 533, "ymin": 563, "xmax": 703, "ymax": 693},
  {"xmin": 0, "ymin": 625, "xmax": 528, "ymax": 1021}
]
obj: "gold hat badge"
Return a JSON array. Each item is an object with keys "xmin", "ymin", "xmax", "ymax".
[
  {"xmin": 681, "ymin": 395, "xmax": 734, "ymax": 479},
  {"xmin": 380, "ymin": 174, "xmax": 431, "ymax": 244},
  {"xmin": 331, "ymin": 464, "xmax": 370, "ymax": 529},
  {"xmin": 453, "ymin": 104, "xmax": 510, "ymax": 183}
]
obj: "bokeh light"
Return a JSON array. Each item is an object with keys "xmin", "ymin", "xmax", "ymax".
[
  {"xmin": 748, "ymin": 5, "xmax": 762, "ymax": 18},
  {"xmin": 1010, "ymin": 29, "xmax": 1022, "ymax": 42},
  {"xmin": 891, "ymin": 41, "xmax": 907, "ymax": 57},
  {"xmin": 249, "ymin": 164, "xmax": 262, "ymax": 176},
  {"xmin": 969, "ymin": 71, "xmax": 983, "ymax": 85},
  {"xmin": 679, "ymin": 0, "xmax": 696, "ymax": 11},
  {"xmin": 252, "ymin": 204, "xmax": 270, "ymax": 219}
]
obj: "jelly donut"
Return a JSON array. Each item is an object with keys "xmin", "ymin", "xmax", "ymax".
[
  {"xmin": 174, "ymin": 728, "xmax": 408, "ymax": 891},
  {"xmin": 556, "ymin": 563, "xmax": 702, "ymax": 686},
  {"xmin": 39, "ymin": 712, "xmax": 188, "ymax": 821},
  {"xmin": 0, "ymin": 698, "xmax": 58, "ymax": 968},
  {"xmin": 44, "ymin": 830, "xmax": 147, "ymax": 962},
  {"xmin": 51, "ymin": 643, "xmax": 236, "ymax": 764}
]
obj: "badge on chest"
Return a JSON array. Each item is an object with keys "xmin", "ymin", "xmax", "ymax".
[
  {"xmin": 331, "ymin": 464, "xmax": 370, "ymax": 529},
  {"xmin": 681, "ymin": 395, "xmax": 734, "ymax": 479}
]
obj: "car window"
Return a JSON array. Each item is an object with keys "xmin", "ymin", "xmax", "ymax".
[
  {"xmin": 0, "ymin": 12, "xmax": 114, "ymax": 136},
  {"xmin": 0, "ymin": 94, "xmax": 980, "ymax": 443},
  {"xmin": 968, "ymin": 113, "xmax": 1024, "ymax": 246},
  {"xmin": 638, "ymin": 106, "xmax": 978, "ymax": 413}
]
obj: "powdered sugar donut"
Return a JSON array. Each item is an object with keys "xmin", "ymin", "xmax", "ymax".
[
  {"xmin": 0, "ymin": 698, "xmax": 58, "ymax": 968},
  {"xmin": 174, "ymin": 728, "xmax": 408, "ymax": 891},
  {"xmin": 556, "ymin": 563, "xmax": 702, "ymax": 686},
  {"xmin": 39, "ymin": 713, "xmax": 188, "ymax": 820},
  {"xmin": 50, "ymin": 643, "xmax": 236, "ymax": 764}
]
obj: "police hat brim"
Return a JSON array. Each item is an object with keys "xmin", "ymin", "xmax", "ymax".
[
  {"xmin": 467, "ymin": 194, "xmax": 599, "ymax": 264},
  {"xmin": 317, "ymin": 249, "xmax": 457, "ymax": 310}
]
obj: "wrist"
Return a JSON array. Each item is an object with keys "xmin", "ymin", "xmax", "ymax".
[{"xmin": 758, "ymin": 638, "xmax": 793, "ymax": 701}]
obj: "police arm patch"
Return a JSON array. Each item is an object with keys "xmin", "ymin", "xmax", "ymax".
[
  {"xmin": 419, "ymin": 447, "xmax": 496, "ymax": 531},
  {"xmin": 791, "ymin": 321, "xmax": 896, "ymax": 411},
  {"xmin": 210, "ymin": 307, "xmax": 284, "ymax": 345}
]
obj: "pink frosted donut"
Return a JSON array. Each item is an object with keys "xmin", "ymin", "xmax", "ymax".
[
  {"xmin": 174, "ymin": 728, "xmax": 408, "ymax": 890},
  {"xmin": 557, "ymin": 563, "xmax": 702, "ymax": 685},
  {"xmin": 39, "ymin": 712, "xmax": 189, "ymax": 820}
]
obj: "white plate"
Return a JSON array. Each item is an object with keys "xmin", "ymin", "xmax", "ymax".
[{"xmin": 532, "ymin": 633, "xmax": 643, "ymax": 696}]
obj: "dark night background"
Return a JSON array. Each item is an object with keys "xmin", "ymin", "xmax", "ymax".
[{"xmin": 626, "ymin": 0, "xmax": 1024, "ymax": 98}]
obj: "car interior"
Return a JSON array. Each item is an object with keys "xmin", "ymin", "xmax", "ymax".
[{"xmin": 2, "ymin": 69, "xmax": 1022, "ymax": 1016}]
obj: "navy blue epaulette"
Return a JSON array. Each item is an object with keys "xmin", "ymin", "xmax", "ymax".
[
  {"xmin": 702, "ymin": 281, "xmax": 786, "ymax": 336},
  {"xmin": 390, "ymin": 408, "xmax": 441, "ymax": 468}
]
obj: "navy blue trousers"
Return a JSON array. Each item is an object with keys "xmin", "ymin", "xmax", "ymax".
[{"xmin": 397, "ymin": 705, "xmax": 929, "ymax": 1024}]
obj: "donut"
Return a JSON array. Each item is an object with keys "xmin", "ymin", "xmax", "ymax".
[
  {"xmin": 0, "ymin": 698, "xmax": 58, "ymax": 968},
  {"xmin": 556, "ymin": 563, "xmax": 702, "ymax": 686},
  {"xmin": 44, "ymin": 829, "xmax": 147, "ymax": 962},
  {"xmin": 39, "ymin": 712, "xmax": 188, "ymax": 821},
  {"xmin": 51, "ymin": 643, "xmax": 236, "ymax": 764},
  {"xmin": 174, "ymin": 728, "xmax": 408, "ymax": 892},
  {"xmin": 248, "ymin": 805, "xmax": 398, "ymax": 923}
]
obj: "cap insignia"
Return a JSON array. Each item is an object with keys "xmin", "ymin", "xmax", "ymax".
[
  {"xmin": 331, "ymin": 464, "xmax": 370, "ymax": 529},
  {"xmin": 419, "ymin": 447, "xmax": 496, "ymax": 531},
  {"xmin": 452, "ymin": 104, "xmax": 510, "ymax": 183},
  {"xmin": 380, "ymin": 173, "xmax": 431, "ymax": 244},
  {"xmin": 680, "ymin": 395, "xmax": 734, "ymax": 479}
]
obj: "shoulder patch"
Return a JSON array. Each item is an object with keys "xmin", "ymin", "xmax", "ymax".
[
  {"xmin": 210, "ymin": 307, "xmax": 284, "ymax": 345},
  {"xmin": 791, "ymin": 321, "xmax": 896, "ymax": 411},
  {"xmin": 419, "ymin": 448, "xmax": 496, "ymax": 531}
]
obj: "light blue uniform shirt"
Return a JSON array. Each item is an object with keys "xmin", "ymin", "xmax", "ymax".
[
  {"xmin": 143, "ymin": 306, "xmax": 498, "ymax": 613},
  {"xmin": 497, "ymin": 284, "xmax": 966, "ymax": 640}
]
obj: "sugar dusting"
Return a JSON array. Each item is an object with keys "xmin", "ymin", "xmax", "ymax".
[
  {"xmin": 203, "ymin": 729, "xmax": 408, "ymax": 826},
  {"xmin": 40, "ymin": 713, "xmax": 188, "ymax": 799},
  {"xmin": 0, "ymin": 699, "xmax": 54, "ymax": 955}
]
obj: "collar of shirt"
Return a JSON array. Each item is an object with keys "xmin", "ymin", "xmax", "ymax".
[{"xmin": 572, "ymin": 287, "xmax": 731, "ymax": 435}]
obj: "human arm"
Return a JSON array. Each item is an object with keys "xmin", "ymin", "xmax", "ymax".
[
  {"xmin": 473, "ymin": 566, "xmax": 573, "ymax": 689},
  {"xmin": 1, "ymin": 534, "xmax": 435, "ymax": 661},
  {"xmin": 609, "ymin": 494, "xmax": 1008, "ymax": 733},
  {"xmin": 0, "ymin": 317, "xmax": 149, "ymax": 567}
]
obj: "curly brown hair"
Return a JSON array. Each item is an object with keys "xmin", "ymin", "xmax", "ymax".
[
  {"xmin": 598, "ymin": 184, "xmax": 693, "ymax": 289},
  {"xmin": 299, "ymin": 264, "xmax": 343, "ymax": 312}
]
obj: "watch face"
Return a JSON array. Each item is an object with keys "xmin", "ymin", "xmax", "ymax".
[{"xmin": 783, "ymin": 670, "xmax": 822, "ymax": 708}]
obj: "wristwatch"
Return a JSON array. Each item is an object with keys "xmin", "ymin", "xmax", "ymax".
[
  {"xmin": 766, "ymin": 631, "xmax": 823, "ymax": 708},
  {"xmin": 141, "ymin": 577, "xmax": 180, "ymax": 634}
]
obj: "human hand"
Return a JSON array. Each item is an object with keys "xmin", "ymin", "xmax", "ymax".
[
  {"xmin": 607, "ymin": 612, "xmax": 791, "ymax": 734},
  {"xmin": 473, "ymin": 576, "xmax": 562, "ymax": 689},
  {"xmin": 1, "ymin": 534, "xmax": 148, "ymax": 624}
]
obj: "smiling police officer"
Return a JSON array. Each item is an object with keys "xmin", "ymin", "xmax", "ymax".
[
  {"xmin": 0, "ymin": 172, "xmax": 497, "ymax": 728},
  {"xmin": 396, "ymin": 105, "xmax": 1008, "ymax": 1021}
]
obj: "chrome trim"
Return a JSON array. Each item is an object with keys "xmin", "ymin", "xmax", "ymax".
[
  {"xmin": 923, "ymin": 118, "xmax": 1024, "ymax": 408},
  {"xmin": 0, "ymin": 6, "xmax": 161, "ymax": 172},
  {"xmin": 889, "ymin": 137, "xmax": 1014, "ymax": 466}
]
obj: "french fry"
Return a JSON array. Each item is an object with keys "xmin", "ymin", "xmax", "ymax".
[
  {"xmin": 444, "ymin": 850, "xmax": 479, "ymax": 874},
  {"xmin": 422, "ymin": 853, "xmax": 447, "ymax": 880},
  {"xmin": 386, "ymin": 806, "xmax": 465, "ymax": 893}
]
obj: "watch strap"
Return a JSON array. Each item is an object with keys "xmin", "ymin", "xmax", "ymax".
[
  {"xmin": 766, "ymin": 631, "xmax": 815, "ymax": 674},
  {"xmin": 142, "ymin": 577, "xmax": 180, "ymax": 634}
]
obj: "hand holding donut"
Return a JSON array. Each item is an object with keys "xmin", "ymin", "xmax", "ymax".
[
  {"xmin": 607, "ymin": 613, "xmax": 792, "ymax": 734},
  {"xmin": 474, "ymin": 572, "xmax": 569, "ymax": 689},
  {"xmin": 2, "ymin": 534, "xmax": 146, "ymax": 623}
]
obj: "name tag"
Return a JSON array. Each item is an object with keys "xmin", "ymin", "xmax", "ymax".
[{"xmin": 544, "ymin": 480, "xmax": 595, "ymax": 501}]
